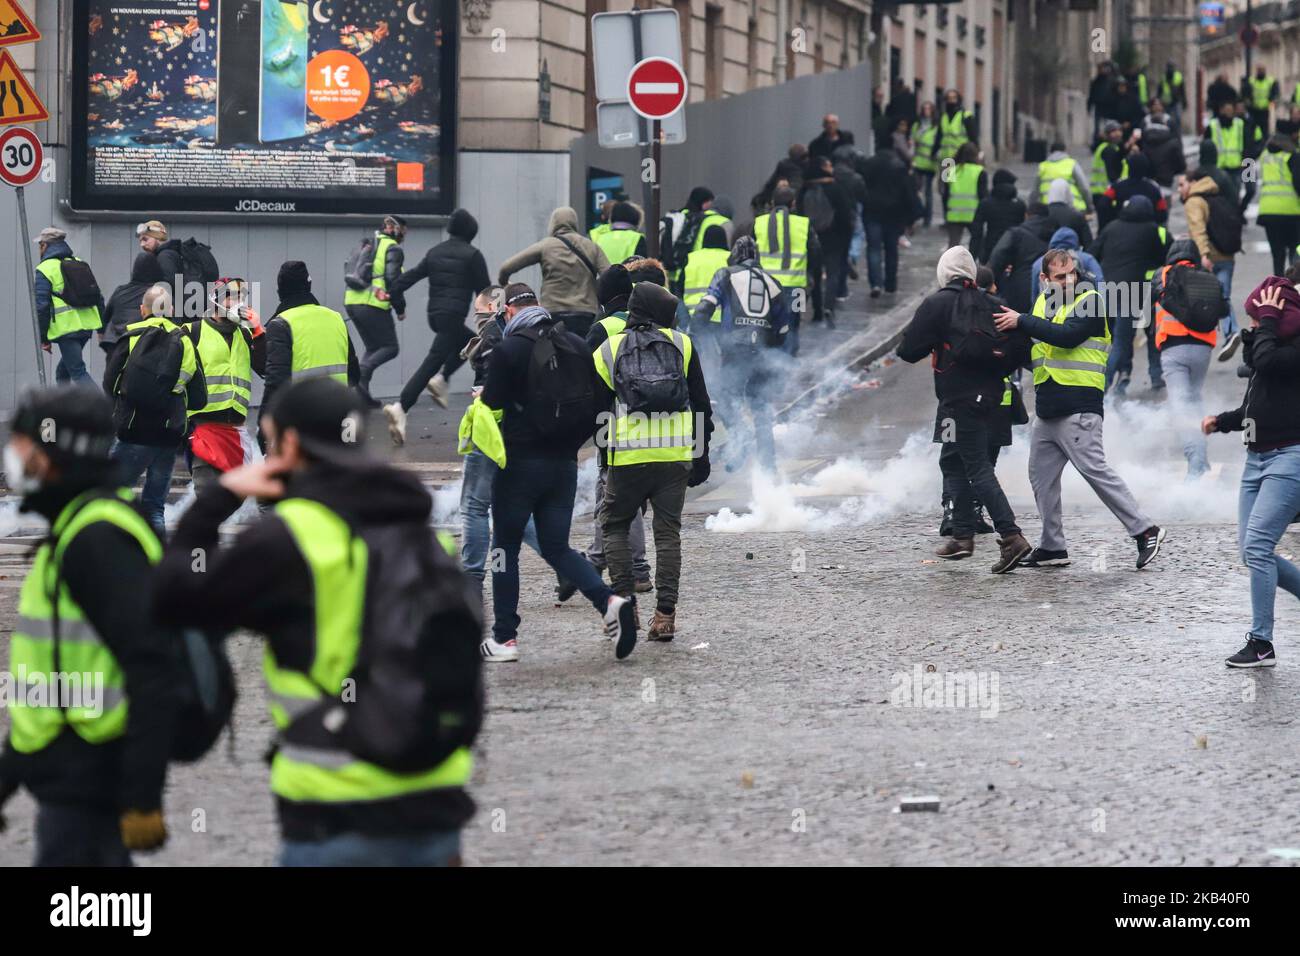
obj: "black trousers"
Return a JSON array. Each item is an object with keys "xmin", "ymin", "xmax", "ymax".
[
  {"xmin": 399, "ymin": 312, "xmax": 471, "ymax": 411},
  {"xmin": 1261, "ymin": 217, "xmax": 1300, "ymax": 275},
  {"xmin": 937, "ymin": 403, "xmax": 1021, "ymax": 539},
  {"xmin": 35, "ymin": 802, "xmax": 131, "ymax": 867},
  {"xmin": 347, "ymin": 304, "xmax": 399, "ymax": 396}
]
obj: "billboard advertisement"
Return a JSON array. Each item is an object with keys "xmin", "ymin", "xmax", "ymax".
[{"xmin": 69, "ymin": 0, "xmax": 457, "ymax": 217}]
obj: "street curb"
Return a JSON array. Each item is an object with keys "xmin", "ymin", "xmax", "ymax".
[{"xmin": 776, "ymin": 287, "xmax": 928, "ymax": 421}]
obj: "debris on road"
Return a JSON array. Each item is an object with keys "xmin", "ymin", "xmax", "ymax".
[{"xmin": 898, "ymin": 796, "xmax": 941, "ymax": 812}]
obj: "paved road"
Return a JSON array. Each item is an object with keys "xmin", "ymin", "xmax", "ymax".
[{"xmin": 4, "ymin": 149, "xmax": 1298, "ymax": 866}]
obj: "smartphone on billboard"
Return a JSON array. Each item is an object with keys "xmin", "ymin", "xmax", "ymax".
[
  {"xmin": 217, "ymin": 0, "xmax": 262, "ymax": 146},
  {"xmin": 260, "ymin": 0, "xmax": 309, "ymax": 142}
]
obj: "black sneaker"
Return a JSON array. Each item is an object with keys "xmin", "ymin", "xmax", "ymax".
[
  {"xmin": 1226, "ymin": 637, "xmax": 1276, "ymax": 668},
  {"xmin": 1021, "ymin": 548, "xmax": 1070, "ymax": 568},
  {"xmin": 1135, "ymin": 526, "xmax": 1166, "ymax": 569},
  {"xmin": 973, "ymin": 502, "xmax": 995, "ymax": 535},
  {"xmin": 1217, "ymin": 331, "xmax": 1242, "ymax": 363},
  {"xmin": 870, "ymin": 287, "xmax": 883, "ymax": 299},
  {"xmin": 939, "ymin": 497, "xmax": 955, "ymax": 537}
]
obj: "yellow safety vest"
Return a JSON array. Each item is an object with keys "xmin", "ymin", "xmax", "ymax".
[
  {"xmin": 593, "ymin": 326, "xmax": 696, "ymax": 466},
  {"xmin": 596, "ymin": 313, "xmax": 628, "ymax": 340},
  {"xmin": 278, "ymin": 303, "xmax": 350, "ymax": 383},
  {"xmin": 36, "ymin": 257, "xmax": 102, "ymax": 341},
  {"xmin": 1259, "ymin": 150, "xmax": 1300, "ymax": 217},
  {"xmin": 913, "ymin": 123, "xmax": 938, "ymax": 172},
  {"xmin": 753, "ymin": 208, "xmax": 811, "ymax": 288},
  {"xmin": 343, "ymin": 233, "xmax": 397, "ymax": 311},
  {"xmin": 946, "ymin": 163, "xmax": 984, "ymax": 224},
  {"xmin": 589, "ymin": 222, "xmax": 611, "ymax": 243},
  {"xmin": 1249, "ymin": 76, "xmax": 1274, "ymax": 111},
  {"xmin": 457, "ymin": 397, "xmax": 506, "ymax": 468},
  {"xmin": 7, "ymin": 491, "xmax": 158, "ymax": 755},
  {"xmin": 1210, "ymin": 118, "xmax": 1244, "ymax": 169},
  {"xmin": 1144, "ymin": 226, "xmax": 1168, "ymax": 280},
  {"xmin": 682, "ymin": 247, "xmax": 731, "ymax": 309},
  {"xmin": 1089, "ymin": 142, "xmax": 1128, "ymax": 195},
  {"xmin": 1030, "ymin": 288, "xmax": 1109, "ymax": 391},
  {"xmin": 939, "ymin": 110, "xmax": 971, "ymax": 162},
  {"xmin": 595, "ymin": 227, "xmax": 642, "ymax": 264},
  {"xmin": 190, "ymin": 319, "xmax": 252, "ymax": 419},
  {"xmin": 266, "ymin": 498, "xmax": 472, "ymax": 804},
  {"xmin": 1039, "ymin": 157, "xmax": 1087, "ymax": 211},
  {"xmin": 1159, "ymin": 71, "xmax": 1182, "ymax": 104}
]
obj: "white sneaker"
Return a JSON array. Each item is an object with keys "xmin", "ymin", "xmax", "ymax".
[
  {"xmin": 426, "ymin": 373, "xmax": 449, "ymax": 408},
  {"xmin": 603, "ymin": 595, "xmax": 638, "ymax": 660},
  {"xmin": 382, "ymin": 402, "xmax": 407, "ymax": 445},
  {"xmin": 480, "ymin": 638, "xmax": 519, "ymax": 662}
]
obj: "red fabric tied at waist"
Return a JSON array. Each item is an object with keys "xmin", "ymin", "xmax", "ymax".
[{"xmin": 189, "ymin": 423, "xmax": 246, "ymax": 473}]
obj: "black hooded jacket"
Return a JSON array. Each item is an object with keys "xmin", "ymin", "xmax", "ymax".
[
  {"xmin": 986, "ymin": 214, "xmax": 1058, "ymax": 313},
  {"xmin": 102, "ymin": 253, "xmax": 165, "ymax": 347},
  {"xmin": 970, "ymin": 171, "xmax": 1026, "ymax": 264},
  {"xmin": 1087, "ymin": 195, "xmax": 1169, "ymax": 286},
  {"xmin": 1213, "ymin": 323, "xmax": 1300, "ymax": 451},
  {"xmin": 860, "ymin": 146, "xmax": 916, "ymax": 227},
  {"xmin": 153, "ymin": 457, "xmax": 477, "ymax": 839},
  {"xmin": 1141, "ymin": 124, "xmax": 1187, "ymax": 188},
  {"xmin": 389, "ymin": 209, "xmax": 491, "ymax": 326},
  {"xmin": 0, "ymin": 478, "xmax": 181, "ymax": 817}
]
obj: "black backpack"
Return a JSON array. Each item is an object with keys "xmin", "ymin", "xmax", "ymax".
[
  {"xmin": 286, "ymin": 521, "xmax": 483, "ymax": 773},
  {"xmin": 946, "ymin": 285, "xmax": 1011, "ymax": 369},
  {"xmin": 610, "ymin": 325, "xmax": 690, "ymax": 415},
  {"xmin": 521, "ymin": 323, "xmax": 595, "ymax": 438},
  {"xmin": 178, "ymin": 238, "xmax": 220, "ymax": 288},
  {"xmin": 1157, "ymin": 263, "xmax": 1228, "ymax": 333},
  {"xmin": 58, "ymin": 258, "xmax": 102, "ymax": 308},
  {"xmin": 169, "ymin": 629, "xmax": 237, "ymax": 763},
  {"xmin": 1204, "ymin": 195, "xmax": 1243, "ymax": 255},
  {"xmin": 120, "ymin": 324, "xmax": 184, "ymax": 412},
  {"xmin": 344, "ymin": 236, "xmax": 377, "ymax": 291}
]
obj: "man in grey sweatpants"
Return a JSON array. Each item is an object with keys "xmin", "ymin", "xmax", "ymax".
[{"xmin": 994, "ymin": 248, "xmax": 1167, "ymax": 569}]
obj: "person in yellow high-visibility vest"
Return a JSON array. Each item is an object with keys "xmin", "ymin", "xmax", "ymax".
[
  {"xmin": 1244, "ymin": 65, "xmax": 1279, "ymax": 137},
  {"xmin": 343, "ymin": 216, "xmax": 407, "ymax": 407},
  {"xmin": 261, "ymin": 261, "xmax": 358, "ymax": 445},
  {"xmin": 33, "ymin": 226, "xmax": 104, "ymax": 387},
  {"xmin": 1257, "ymin": 134, "xmax": 1300, "ymax": 275},
  {"xmin": 593, "ymin": 281, "xmax": 713, "ymax": 642},
  {"xmin": 913, "ymin": 100, "xmax": 940, "ymax": 226},
  {"xmin": 592, "ymin": 201, "xmax": 647, "ymax": 264},
  {"xmin": 993, "ymin": 247, "xmax": 1166, "ymax": 570},
  {"xmin": 937, "ymin": 89, "xmax": 976, "ymax": 164},
  {"xmin": 1204, "ymin": 101, "xmax": 1248, "ymax": 204},
  {"xmin": 153, "ymin": 376, "xmax": 484, "ymax": 865},
  {"xmin": 941, "ymin": 142, "xmax": 987, "ymax": 249},
  {"xmin": 0, "ymin": 386, "xmax": 180, "ymax": 865}
]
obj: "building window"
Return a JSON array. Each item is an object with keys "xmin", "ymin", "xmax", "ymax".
[
  {"xmin": 937, "ymin": 6, "xmax": 948, "ymax": 30},
  {"xmin": 747, "ymin": 16, "xmax": 759, "ymax": 90},
  {"xmin": 957, "ymin": 16, "xmax": 967, "ymax": 40},
  {"xmin": 674, "ymin": 0, "xmax": 692, "ymax": 64}
]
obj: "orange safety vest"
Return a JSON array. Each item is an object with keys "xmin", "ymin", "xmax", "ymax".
[{"xmin": 1154, "ymin": 263, "xmax": 1218, "ymax": 349}]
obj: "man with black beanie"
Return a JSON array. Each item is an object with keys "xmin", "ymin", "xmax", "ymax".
[
  {"xmin": 594, "ymin": 281, "xmax": 712, "ymax": 641},
  {"xmin": 386, "ymin": 209, "xmax": 491, "ymax": 436},
  {"xmin": 262, "ymin": 261, "xmax": 359, "ymax": 443},
  {"xmin": 154, "ymin": 377, "xmax": 484, "ymax": 866},
  {"xmin": 0, "ymin": 386, "xmax": 179, "ymax": 865}
]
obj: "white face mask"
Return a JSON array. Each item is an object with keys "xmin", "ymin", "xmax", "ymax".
[{"xmin": 3, "ymin": 444, "xmax": 40, "ymax": 497}]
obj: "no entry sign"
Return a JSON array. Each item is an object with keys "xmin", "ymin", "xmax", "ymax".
[
  {"xmin": 627, "ymin": 57, "xmax": 688, "ymax": 120},
  {"xmin": 0, "ymin": 125, "xmax": 42, "ymax": 187}
]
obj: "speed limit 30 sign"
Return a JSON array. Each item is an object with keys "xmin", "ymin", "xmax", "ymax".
[{"xmin": 0, "ymin": 126, "xmax": 42, "ymax": 187}]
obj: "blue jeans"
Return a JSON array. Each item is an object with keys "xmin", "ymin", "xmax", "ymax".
[
  {"xmin": 460, "ymin": 449, "xmax": 539, "ymax": 590},
  {"xmin": 280, "ymin": 828, "xmax": 461, "ymax": 866},
  {"xmin": 1237, "ymin": 445, "xmax": 1300, "ymax": 643},
  {"xmin": 849, "ymin": 202, "xmax": 866, "ymax": 264},
  {"xmin": 864, "ymin": 219, "xmax": 900, "ymax": 292},
  {"xmin": 491, "ymin": 456, "xmax": 613, "ymax": 644},
  {"xmin": 1105, "ymin": 311, "xmax": 1163, "ymax": 388},
  {"xmin": 112, "ymin": 440, "xmax": 176, "ymax": 530},
  {"xmin": 53, "ymin": 331, "xmax": 94, "ymax": 386},
  {"xmin": 918, "ymin": 171, "xmax": 935, "ymax": 226},
  {"xmin": 1213, "ymin": 259, "xmax": 1238, "ymax": 337}
]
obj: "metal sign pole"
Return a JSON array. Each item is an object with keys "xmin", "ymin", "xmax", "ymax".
[
  {"xmin": 649, "ymin": 119, "xmax": 662, "ymax": 260},
  {"xmin": 630, "ymin": 10, "xmax": 657, "ymax": 257},
  {"xmin": 15, "ymin": 184, "xmax": 46, "ymax": 385}
]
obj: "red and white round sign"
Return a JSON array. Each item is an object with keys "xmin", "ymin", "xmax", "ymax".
[
  {"xmin": 627, "ymin": 57, "xmax": 688, "ymax": 120},
  {"xmin": 0, "ymin": 126, "xmax": 43, "ymax": 188}
]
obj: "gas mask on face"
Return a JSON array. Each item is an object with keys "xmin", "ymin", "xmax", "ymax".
[{"xmin": 4, "ymin": 443, "xmax": 41, "ymax": 498}]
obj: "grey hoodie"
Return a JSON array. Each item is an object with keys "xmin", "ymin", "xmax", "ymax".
[{"xmin": 497, "ymin": 206, "xmax": 611, "ymax": 315}]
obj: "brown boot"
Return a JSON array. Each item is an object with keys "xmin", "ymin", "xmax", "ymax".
[
  {"xmin": 991, "ymin": 533, "xmax": 1033, "ymax": 574},
  {"xmin": 647, "ymin": 609, "xmax": 676, "ymax": 642},
  {"xmin": 935, "ymin": 537, "xmax": 974, "ymax": 560}
]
